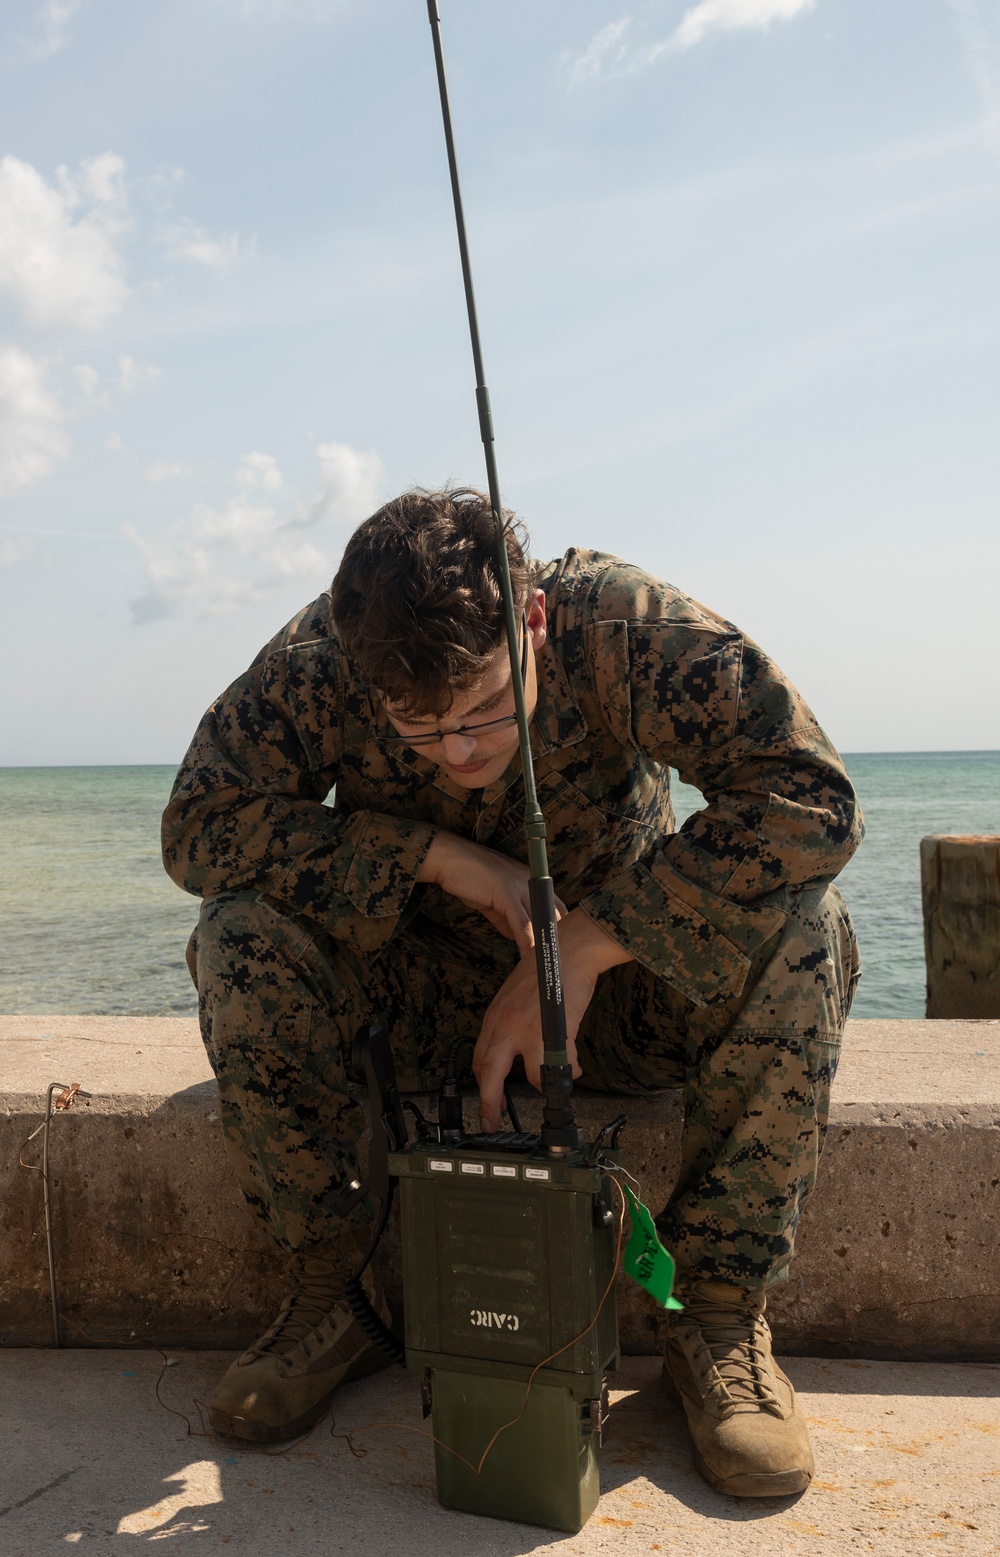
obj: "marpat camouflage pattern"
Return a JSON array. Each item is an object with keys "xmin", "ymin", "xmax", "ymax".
[{"xmin": 166, "ymin": 549, "xmax": 863, "ymax": 1287}]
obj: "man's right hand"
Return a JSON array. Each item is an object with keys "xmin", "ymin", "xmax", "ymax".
[{"xmin": 416, "ymin": 831, "xmax": 566, "ymax": 957}]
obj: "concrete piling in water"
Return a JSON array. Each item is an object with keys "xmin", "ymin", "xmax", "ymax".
[{"xmin": 921, "ymin": 834, "xmax": 1000, "ymax": 1018}]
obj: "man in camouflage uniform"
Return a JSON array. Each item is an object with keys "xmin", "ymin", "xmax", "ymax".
[{"xmin": 165, "ymin": 488, "xmax": 861, "ymax": 1497}]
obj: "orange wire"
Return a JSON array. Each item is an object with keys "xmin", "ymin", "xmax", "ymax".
[
  {"xmin": 21, "ymin": 1105, "xmax": 629, "ymax": 1480},
  {"xmin": 335, "ymin": 1174, "xmax": 627, "ymax": 1478}
]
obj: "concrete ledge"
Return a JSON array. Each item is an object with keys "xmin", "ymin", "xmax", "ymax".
[{"xmin": 2, "ymin": 1016, "xmax": 998, "ymax": 1360}]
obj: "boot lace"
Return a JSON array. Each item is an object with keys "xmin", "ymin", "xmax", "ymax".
[
  {"xmin": 244, "ymin": 1253, "xmax": 352, "ymax": 1363},
  {"xmin": 681, "ymin": 1292, "xmax": 783, "ymax": 1415}
]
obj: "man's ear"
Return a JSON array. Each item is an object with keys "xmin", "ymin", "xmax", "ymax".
[{"xmin": 526, "ymin": 588, "xmax": 547, "ymax": 650}]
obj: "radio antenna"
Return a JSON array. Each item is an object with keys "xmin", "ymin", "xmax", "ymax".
[{"xmin": 425, "ymin": 0, "xmax": 580, "ymax": 1154}]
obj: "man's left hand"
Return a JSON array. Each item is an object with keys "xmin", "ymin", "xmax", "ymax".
[{"xmin": 473, "ymin": 908, "xmax": 634, "ymax": 1132}]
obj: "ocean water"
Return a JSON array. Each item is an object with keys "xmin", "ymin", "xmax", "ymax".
[
  {"xmin": 672, "ymin": 751, "xmax": 999, "ymax": 1018},
  {"xmin": 0, "ymin": 766, "xmax": 200, "ymax": 1018},
  {"xmin": 1, "ymin": 753, "xmax": 997, "ymax": 1019},
  {"xmin": 827, "ymin": 751, "xmax": 998, "ymax": 1017}
]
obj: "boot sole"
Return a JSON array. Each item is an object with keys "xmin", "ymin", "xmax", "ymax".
[
  {"xmin": 209, "ymin": 1341, "xmax": 394, "ymax": 1445},
  {"xmin": 660, "ymin": 1361, "xmax": 812, "ymax": 1499},
  {"xmin": 692, "ymin": 1449, "xmax": 811, "ymax": 1499}
]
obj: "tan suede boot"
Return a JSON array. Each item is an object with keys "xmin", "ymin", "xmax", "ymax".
[
  {"xmin": 209, "ymin": 1236, "xmax": 393, "ymax": 1443},
  {"xmin": 661, "ymin": 1278, "xmax": 814, "ymax": 1498}
]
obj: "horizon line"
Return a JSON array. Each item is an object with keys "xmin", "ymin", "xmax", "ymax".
[{"xmin": 2, "ymin": 749, "xmax": 999, "ymax": 771}]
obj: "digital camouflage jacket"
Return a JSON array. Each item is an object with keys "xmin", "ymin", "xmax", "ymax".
[{"xmin": 163, "ymin": 548, "xmax": 862, "ymax": 1009}]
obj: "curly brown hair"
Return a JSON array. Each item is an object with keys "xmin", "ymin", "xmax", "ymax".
[{"xmin": 330, "ymin": 487, "xmax": 531, "ymax": 717}]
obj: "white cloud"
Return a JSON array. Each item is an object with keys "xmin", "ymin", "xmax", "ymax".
[
  {"xmin": 64, "ymin": 354, "xmax": 159, "ymax": 416},
  {"xmin": 566, "ymin": 20, "xmax": 632, "ymax": 88},
  {"xmin": 0, "ymin": 534, "xmax": 36, "ymax": 566},
  {"xmin": 671, "ymin": 0, "xmax": 816, "ymax": 50},
  {"xmin": 72, "ymin": 362, "xmax": 103, "ymax": 400},
  {"xmin": 567, "ymin": 0, "xmax": 816, "ymax": 83},
  {"xmin": 164, "ymin": 219, "xmax": 256, "ymax": 275},
  {"xmin": 300, "ymin": 441, "xmax": 383, "ymax": 526},
  {"xmin": 236, "ymin": 450, "xmax": 283, "ymax": 492},
  {"xmin": 223, "ymin": 0, "xmax": 346, "ymax": 17},
  {"xmin": 117, "ymin": 355, "xmax": 161, "ymax": 394},
  {"xmin": 126, "ymin": 441, "xmax": 382, "ymax": 623},
  {"xmin": 10, "ymin": 0, "xmax": 87, "ymax": 63},
  {"xmin": 105, "ymin": 431, "xmax": 127, "ymax": 454},
  {"xmin": 946, "ymin": 0, "xmax": 1000, "ymax": 156},
  {"xmin": 0, "ymin": 345, "xmax": 70, "ymax": 495},
  {"xmin": 76, "ymin": 150, "xmax": 127, "ymax": 208},
  {"xmin": 145, "ymin": 461, "xmax": 186, "ymax": 483},
  {"xmin": 0, "ymin": 153, "xmax": 129, "ymax": 331}
]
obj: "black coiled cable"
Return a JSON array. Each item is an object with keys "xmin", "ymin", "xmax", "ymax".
[
  {"xmin": 347, "ymin": 1184, "xmax": 407, "ymax": 1366},
  {"xmin": 343, "ymin": 1274, "xmax": 406, "ymax": 1366}
]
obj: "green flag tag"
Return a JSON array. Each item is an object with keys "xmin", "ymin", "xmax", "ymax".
[{"xmin": 622, "ymin": 1183, "xmax": 683, "ymax": 1311}]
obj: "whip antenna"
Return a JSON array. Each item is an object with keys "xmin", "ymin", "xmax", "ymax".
[{"xmin": 425, "ymin": 0, "xmax": 580, "ymax": 1153}]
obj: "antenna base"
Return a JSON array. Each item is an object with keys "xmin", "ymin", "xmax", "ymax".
[{"xmin": 539, "ymin": 1062, "xmax": 583, "ymax": 1155}]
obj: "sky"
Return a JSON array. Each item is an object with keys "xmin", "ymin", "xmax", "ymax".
[{"xmin": 1, "ymin": 0, "xmax": 998, "ymax": 765}]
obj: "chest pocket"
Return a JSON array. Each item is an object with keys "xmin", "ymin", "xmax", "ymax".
[
  {"xmin": 341, "ymin": 741, "xmax": 476, "ymax": 834},
  {"xmin": 495, "ymin": 770, "xmax": 651, "ymax": 903}
]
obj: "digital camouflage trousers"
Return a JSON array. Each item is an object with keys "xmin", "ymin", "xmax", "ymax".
[{"xmin": 186, "ymin": 883, "xmax": 859, "ymax": 1291}]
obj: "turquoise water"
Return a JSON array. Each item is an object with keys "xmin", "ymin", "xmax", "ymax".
[
  {"xmin": 830, "ymin": 751, "xmax": 998, "ymax": 1017},
  {"xmin": 1, "ymin": 754, "xmax": 997, "ymax": 1018},
  {"xmin": 672, "ymin": 751, "xmax": 999, "ymax": 1018},
  {"xmin": 0, "ymin": 766, "xmax": 199, "ymax": 1017}
]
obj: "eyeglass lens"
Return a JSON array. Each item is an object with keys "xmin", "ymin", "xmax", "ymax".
[{"xmin": 382, "ymin": 614, "xmax": 528, "ymax": 746}]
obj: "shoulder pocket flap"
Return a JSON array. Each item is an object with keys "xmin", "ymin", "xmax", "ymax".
[
  {"xmin": 589, "ymin": 620, "xmax": 634, "ymax": 748},
  {"xmin": 629, "ymin": 622, "xmax": 743, "ymax": 752}
]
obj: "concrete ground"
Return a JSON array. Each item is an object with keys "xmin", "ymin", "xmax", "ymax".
[{"xmin": 1, "ymin": 1351, "xmax": 996, "ymax": 1556}]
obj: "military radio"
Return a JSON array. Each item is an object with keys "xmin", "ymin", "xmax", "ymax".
[
  {"xmin": 339, "ymin": 1024, "xmax": 628, "ymax": 1534},
  {"xmin": 333, "ymin": 3, "xmax": 678, "ymax": 1532}
]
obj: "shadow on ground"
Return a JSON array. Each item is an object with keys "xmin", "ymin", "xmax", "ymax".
[{"xmin": 2, "ymin": 1351, "xmax": 997, "ymax": 1556}]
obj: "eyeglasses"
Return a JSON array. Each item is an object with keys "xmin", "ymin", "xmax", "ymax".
[{"xmin": 380, "ymin": 616, "xmax": 528, "ymax": 749}]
